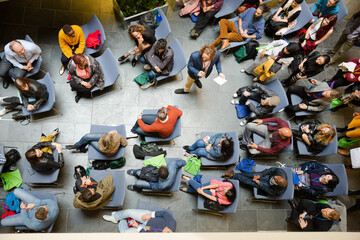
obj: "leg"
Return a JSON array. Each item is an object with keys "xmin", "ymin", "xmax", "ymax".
[
  {"xmin": 0, "ymin": 213, "xmax": 25, "ymax": 227},
  {"xmin": 69, "ymin": 79, "xmax": 92, "ymax": 93},
  {"xmin": 133, "ymin": 179, "xmax": 152, "ymax": 190},
  {"xmin": 14, "ymin": 188, "xmax": 39, "ymax": 204},
  {"xmin": 75, "ymin": 133, "xmax": 103, "ymax": 150},
  {"xmin": 3, "ymin": 96, "xmax": 22, "ymax": 110},
  {"xmin": 184, "ymin": 75, "xmax": 196, "ymax": 92},
  {"xmin": 186, "ymin": 179, "xmax": 202, "ymax": 193},
  {"xmin": 332, "ymin": 33, "xmax": 348, "ymax": 53},
  {"xmin": 193, "ymin": 9, "xmax": 217, "ymax": 34},
  {"xmin": 332, "ymin": 39, "xmax": 355, "ymax": 62},
  {"xmin": 61, "ymin": 53, "xmax": 71, "ymax": 68},
  {"xmin": 233, "ymin": 172, "xmax": 258, "ymax": 188},
  {"xmin": 286, "ymin": 86, "xmax": 308, "ymax": 105},
  {"xmin": 40, "ymin": 135, "xmax": 54, "ymax": 154},
  {"xmin": 190, "ymin": 148, "xmax": 208, "ymax": 157},
  {"xmin": 249, "ymin": 137, "xmax": 271, "ymax": 155},
  {"xmin": 347, "ymin": 199, "xmax": 360, "ymax": 213},
  {"xmin": 242, "ymin": 122, "xmax": 269, "ymax": 144},
  {"xmin": 189, "ymin": 139, "xmax": 206, "ymax": 151},
  {"xmin": 0, "ymin": 56, "xmax": 13, "ymax": 79},
  {"xmin": 114, "ymin": 209, "xmax": 152, "ymax": 223},
  {"xmin": 8, "ymin": 67, "xmax": 27, "ymax": 80}
]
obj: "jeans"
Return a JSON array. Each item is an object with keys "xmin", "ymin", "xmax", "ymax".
[
  {"xmin": 0, "ymin": 55, "xmax": 27, "ymax": 81},
  {"xmin": 133, "ymin": 169, "xmax": 152, "ymax": 190},
  {"xmin": 75, "ymin": 133, "xmax": 103, "ymax": 152},
  {"xmin": 186, "ymin": 179, "xmax": 211, "ymax": 195},
  {"xmin": 131, "ymin": 114, "xmax": 160, "ymax": 137},
  {"xmin": 189, "ymin": 139, "xmax": 208, "ymax": 157},
  {"xmin": 114, "ymin": 209, "xmax": 152, "ymax": 233}
]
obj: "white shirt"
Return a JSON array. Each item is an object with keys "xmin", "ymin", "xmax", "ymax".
[{"xmin": 4, "ymin": 39, "xmax": 41, "ymax": 69}]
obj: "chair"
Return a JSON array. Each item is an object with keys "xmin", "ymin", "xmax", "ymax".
[
  {"xmin": 214, "ymin": 0, "xmax": 243, "ymax": 19},
  {"xmin": 15, "ymin": 190, "xmax": 58, "ymax": 233},
  {"xmin": 323, "ymin": 164, "xmax": 348, "ymax": 196},
  {"xmin": 155, "ymin": 8, "xmax": 171, "ymax": 40},
  {"xmin": 143, "ymin": 106, "xmax": 182, "ymax": 143},
  {"xmin": 22, "ymin": 147, "xmax": 61, "ymax": 187},
  {"xmin": 140, "ymin": 158, "xmax": 183, "ymax": 196},
  {"xmin": 253, "ymin": 164, "xmax": 294, "ymax": 201},
  {"xmin": 155, "ymin": 39, "xmax": 187, "ymax": 87},
  {"xmin": 91, "ymin": 48, "xmax": 120, "ymax": 96},
  {"xmin": 23, "ymin": 35, "xmax": 43, "ymax": 78},
  {"xmin": 282, "ymin": 1, "xmax": 313, "ymax": 36},
  {"xmin": 0, "ymin": 144, "xmax": 5, "ymax": 175},
  {"xmin": 197, "ymin": 175, "xmax": 240, "ymax": 214},
  {"xmin": 308, "ymin": 0, "xmax": 348, "ymax": 22},
  {"xmin": 137, "ymin": 199, "xmax": 173, "ymax": 216},
  {"xmin": 87, "ymin": 124, "xmax": 126, "ymax": 161},
  {"xmin": 296, "ymin": 124, "xmax": 338, "ymax": 157},
  {"xmin": 291, "ymin": 94, "xmax": 331, "ymax": 117},
  {"xmin": 89, "ymin": 170, "xmax": 126, "ymax": 208},
  {"xmin": 81, "ymin": 14, "xmax": 106, "ymax": 55},
  {"xmin": 199, "ymin": 131, "xmax": 240, "ymax": 168}
]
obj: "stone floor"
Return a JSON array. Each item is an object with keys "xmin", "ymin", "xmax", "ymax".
[{"xmin": 0, "ymin": 0, "xmax": 359, "ymax": 233}]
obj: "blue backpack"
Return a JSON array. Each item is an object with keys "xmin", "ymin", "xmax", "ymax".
[{"xmin": 4, "ymin": 189, "xmax": 21, "ymax": 213}]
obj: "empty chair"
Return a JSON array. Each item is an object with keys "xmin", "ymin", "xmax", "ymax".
[
  {"xmin": 90, "ymin": 170, "xmax": 126, "ymax": 208},
  {"xmin": 200, "ymin": 131, "xmax": 240, "ymax": 167},
  {"xmin": 253, "ymin": 164, "xmax": 294, "ymax": 200},
  {"xmin": 155, "ymin": 8, "xmax": 171, "ymax": 40},
  {"xmin": 154, "ymin": 39, "xmax": 187, "ymax": 87},
  {"xmin": 81, "ymin": 14, "xmax": 106, "ymax": 55},
  {"xmin": 92, "ymin": 48, "xmax": 120, "ymax": 94},
  {"xmin": 290, "ymin": 94, "xmax": 331, "ymax": 117},
  {"xmin": 88, "ymin": 124, "xmax": 126, "ymax": 161},
  {"xmin": 214, "ymin": 0, "xmax": 243, "ymax": 19},
  {"xmin": 323, "ymin": 164, "xmax": 348, "ymax": 197},
  {"xmin": 297, "ymin": 124, "xmax": 338, "ymax": 156}
]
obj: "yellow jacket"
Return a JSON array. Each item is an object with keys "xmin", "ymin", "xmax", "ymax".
[{"xmin": 58, "ymin": 25, "xmax": 85, "ymax": 58}]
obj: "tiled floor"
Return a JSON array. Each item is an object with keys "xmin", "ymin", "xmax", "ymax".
[{"xmin": 0, "ymin": 0, "xmax": 359, "ymax": 233}]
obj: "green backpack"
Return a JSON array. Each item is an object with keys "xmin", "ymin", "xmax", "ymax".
[
  {"xmin": 110, "ymin": 157, "xmax": 126, "ymax": 169},
  {"xmin": 134, "ymin": 72, "xmax": 150, "ymax": 85},
  {"xmin": 338, "ymin": 137, "xmax": 360, "ymax": 149},
  {"xmin": 233, "ymin": 45, "xmax": 247, "ymax": 63},
  {"xmin": 184, "ymin": 157, "xmax": 201, "ymax": 175},
  {"xmin": 1, "ymin": 169, "xmax": 22, "ymax": 191}
]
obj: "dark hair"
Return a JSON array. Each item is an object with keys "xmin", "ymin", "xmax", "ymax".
[
  {"xmin": 158, "ymin": 165, "xmax": 169, "ymax": 179},
  {"xmin": 294, "ymin": 0, "xmax": 303, "ymax": 4},
  {"xmin": 81, "ymin": 189, "xmax": 95, "ymax": 202},
  {"xmin": 221, "ymin": 135, "xmax": 234, "ymax": 160},
  {"xmin": 35, "ymin": 207, "xmax": 47, "ymax": 221},
  {"xmin": 259, "ymin": 4, "xmax": 270, "ymax": 13},
  {"xmin": 225, "ymin": 184, "xmax": 236, "ymax": 203},
  {"xmin": 316, "ymin": 14, "xmax": 337, "ymax": 40},
  {"xmin": 155, "ymin": 39, "xmax": 167, "ymax": 51},
  {"xmin": 72, "ymin": 54, "xmax": 85, "ymax": 65},
  {"xmin": 14, "ymin": 78, "xmax": 31, "ymax": 91},
  {"xmin": 128, "ymin": 24, "xmax": 146, "ymax": 41},
  {"xmin": 321, "ymin": 54, "xmax": 331, "ymax": 65},
  {"xmin": 326, "ymin": 173, "xmax": 339, "ymax": 191},
  {"xmin": 62, "ymin": 24, "xmax": 73, "ymax": 34},
  {"xmin": 25, "ymin": 148, "xmax": 39, "ymax": 164}
]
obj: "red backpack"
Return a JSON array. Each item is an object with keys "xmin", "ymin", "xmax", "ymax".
[
  {"xmin": 1, "ymin": 204, "xmax": 16, "ymax": 219},
  {"xmin": 86, "ymin": 29, "xmax": 102, "ymax": 49}
]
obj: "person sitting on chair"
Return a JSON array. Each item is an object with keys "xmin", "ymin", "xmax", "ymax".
[
  {"xmin": 0, "ymin": 188, "xmax": 59, "ymax": 231},
  {"xmin": 327, "ymin": 59, "xmax": 360, "ymax": 89},
  {"xmin": 0, "ymin": 77, "xmax": 49, "ymax": 116},
  {"xmin": 232, "ymin": 82, "xmax": 280, "ymax": 126},
  {"xmin": 25, "ymin": 129, "xmax": 64, "ymax": 172},
  {"xmin": 240, "ymin": 117, "xmax": 292, "ymax": 155},
  {"xmin": 222, "ymin": 168, "xmax": 288, "ymax": 196},
  {"xmin": 236, "ymin": 0, "xmax": 263, "ymax": 14},
  {"xmin": 130, "ymin": 105, "xmax": 182, "ymax": 138},
  {"xmin": 311, "ymin": 0, "xmax": 340, "ymax": 19}
]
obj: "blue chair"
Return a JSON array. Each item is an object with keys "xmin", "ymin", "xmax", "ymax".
[
  {"xmin": 155, "ymin": 39, "xmax": 187, "ymax": 88},
  {"xmin": 197, "ymin": 175, "xmax": 240, "ymax": 214},
  {"xmin": 143, "ymin": 106, "xmax": 182, "ymax": 143},
  {"xmin": 291, "ymin": 94, "xmax": 331, "ymax": 117},
  {"xmin": 88, "ymin": 124, "xmax": 126, "ymax": 161},
  {"xmin": 155, "ymin": 8, "xmax": 171, "ymax": 40},
  {"xmin": 0, "ymin": 144, "xmax": 6, "ymax": 175},
  {"xmin": 23, "ymin": 35, "xmax": 42, "ymax": 78},
  {"xmin": 296, "ymin": 124, "xmax": 338, "ymax": 156},
  {"xmin": 141, "ymin": 158, "xmax": 183, "ymax": 196},
  {"xmin": 89, "ymin": 170, "xmax": 126, "ymax": 208},
  {"xmin": 15, "ymin": 190, "xmax": 58, "ymax": 233},
  {"xmin": 323, "ymin": 164, "xmax": 348, "ymax": 196},
  {"xmin": 137, "ymin": 199, "xmax": 173, "ymax": 216},
  {"xmin": 92, "ymin": 48, "xmax": 120, "ymax": 95},
  {"xmin": 214, "ymin": 0, "xmax": 243, "ymax": 19},
  {"xmin": 253, "ymin": 164, "xmax": 294, "ymax": 200},
  {"xmin": 308, "ymin": 0, "xmax": 348, "ymax": 22},
  {"xmin": 81, "ymin": 14, "xmax": 106, "ymax": 55},
  {"xmin": 199, "ymin": 131, "xmax": 240, "ymax": 167}
]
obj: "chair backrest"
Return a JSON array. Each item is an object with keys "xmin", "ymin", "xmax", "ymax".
[
  {"xmin": 82, "ymin": 14, "xmax": 106, "ymax": 54},
  {"xmin": 324, "ymin": 164, "xmax": 348, "ymax": 196},
  {"xmin": 337, "ymin": 0, "xmax": 348, "ymax": 22},
  {"xmin": 284, "ymin": 1, "xmax": 313, "ymax": 36},
  {"xmin": 214, "ymin": 0, "xmax": 243, "ymax": 19},
  {"xmin": 93, "ymin": 48, "xmax": 120, "ymax": 91},
  {"xmin": 266, "ymin": 79, "xmax": 289, "ymax": 113},
  {"xmin": 168, "ymin": 39, "xmax": 187, "ymax": 75},
  {"xmin": 155, "ymin": 8, "xmax": 171, "ymax": 40},
  {"xmin": 24, "ymin": 35, "xmax": 42, "ymax": 77}
]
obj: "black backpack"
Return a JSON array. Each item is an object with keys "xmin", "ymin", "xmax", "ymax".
[
  {"xmin": 204, "ymin": 197, "xmax": 225, "ymax": 211},
  {"xmin": 3, "ymin": 149, "xmax": 21, "ymax": 172},
  {"xmin": 139, "ymin": 12, "xmax": 157, "ymax": 29}
]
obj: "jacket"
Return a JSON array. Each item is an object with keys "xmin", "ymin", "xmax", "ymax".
[
  {"xmin": 139, "ymin": 165, "xmax": 159, "ymax": 182},
  {"xmin": 58, "ymin": 25, "xmax": 85, "ymax": 58},
  {"xmin": 296, "ymin": 79, "xmax": 332, "ymax": 112},
  {"xmin": 29, "ymin": 141, "xmax": 64, "ymax": 172},
  {"xmin": 238, "ymin": 7, "xmax": 265, "ymax": 39},
  {"xmin": 145, "ymin": 41, "xmax": 174, "ymax": 76},
  {"xmin": 73, "ymin": 174, "xmax": 115, "ymax": 210},
  {"xmin": 296, "ymin": 120, "xmax": 326, "ymax": 154},
  {"xmin": 149, "ymin": 160, "xmax": 186, "ymax": 191},
  {"xmin": 20, "ymin": 79, "xmax": 49, "ymax": 109},
  {"xmin": 344, "ymin": 11, "xmax": 360, "ymax": 42},
  {"xmin": 301, "ymin": 202, "xmax": 335, "ymax": 231},
  {"xmin": 207, "ymin": 133, "xmax": 225, "ymax": 159},
  {"xmin": 252, "ymin": 167, "xmax": 287, "ymax": 196},
  {"xmin": 311, "ymin": 0, "xmax": 339, "ymax": 17},
  {"xmin": 139, "ymin": 211, "xmax": 176, "ymax": 232},
  {"xmin": 187, "ymin": 51, "xmax": 222, "ymax": 81}
]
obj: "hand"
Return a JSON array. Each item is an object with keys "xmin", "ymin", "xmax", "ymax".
[
  {"xmin": 260, "ymin": 49, "xmax": 266, "ymax": 58},
  {"xmin": 296, "ymin": 170, "xmax": 304, "ymax": 175},
  {"xmin": 203, "ymin": 136, "xmax": 210, "ymax": 143},
  {"xmin": 108, "ymin": 130, "xmax": 118, "ymax": 134},
  {"xmin": 299, "ymin": 103, "xmax": 307, "ymax": 110},
  {"xmin": 137, "ymin": 113, "xmax": 143, "ymax": 120},
  {"xmin": 252, "ymin": 119, "xmax": 263, "ymax": 125},
  {"xmin": 162, "ymin": 104, "xmax": 168, "ymax": 109},
  {"xmin": 81, "ymin": 81, "xmax": 92, "ymax": 88},
  {"xmin": 85, "ymin": 176, "xmax": 91, "ymax": 185},
  {"xmin": 301, "ymin": 40, "xmax": 306, "ymax": 49},
  {"xmin": 310, "ymin": 79, "xmax": 317, "ymax": 85},
  {"xmin": 22, "ymin": 65, "xmax": 29, "ymax": 70},
  {"xmin": 241, "ymin": 29, "xmax": 248, "ymax": 38},
  {"xmin": 20, "ymin": 202, "xmax": 26, "ymax": 209},
  {"xmin": 198, "ymin": 71, "xmax": 205, "ymax": 77},
  {"xmin": 350, "ymin": 73, "xmax": 355, "ymax": 79},
  {"xmin": 298, "ymin": 63, "xmax": 304, "ymax": 71},
  {"xmin": 27, "ymin": 104, "xmax": 35, "ymax": 111},
  {"xmin": 132, "ymin": 221, "xmax": 139, "ymax": 228},
  {"xmin": 299, "ymin": 212, "xmax": 307, "ymax": 219},
  {"xmin": 219, "ymin": 73, "xmax": 225, "ymax": 79},
  {"xmin": 272, "ymin": 16, "xmax": 278, "ymax": 22},
  {"xmin": 81, "ymin": 176, "xmax": 87, "ymax": 184},
  {"xmin": 247, "ymin": 142, "xmax": 258, "ymax": 149},
  {"xmin": 197, "ymin": 187, "xmax": 204, "ymax": 195},
  {"xmin": 26, "ymin": 203, "xmax": 35, "ymax": 211},
  {"xmin": 298, "ymin": 218, "xmax": 308, "ymax": 229},
  {"xmin": 245, "ymin": 101, "xmax": 250, "ymax": 106},
  {"xmin": 141, "ymin": 214, "xmax": 152, "ymax": 222},
  {"xmin": 243, "ymin": 90, "xmax": 250, "ymax": 97},
  {"xmin": 252, "ymin": 175, "xmax": 260, "ymax": 181},
  {"xmin": 203, "ymin": 6, "xmax": 208, "ymax": 12},
  {"xmin": 205, "ymin": 144, "xmax": 211, "ymax": 152},
  {"xmin": 254, "ymin": 179, "xmax": 260, "ymax": 185},
  {"xmin": 133, "ymin": 47, "xmax": 140, "ymax": 54},
  {"xmin": 298, "ymin": 182, "xmax": 303, "ymax": 187},
  {"xmin": 162, "ymin": 226, "xmax": 173, "ymax": 233},
  {"xmin": 154, "ymin": 66, "xmax": 162, "ymax": 73},
  {"xmin": 353, "ymin": 112, "xmax": 360, "ymax": 117},
  {"xmin": 55, "ymin": 144, "xmax": 62, "ymax": 153}
]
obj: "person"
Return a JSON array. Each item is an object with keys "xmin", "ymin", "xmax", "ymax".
[
  {"xmin": 336, "ymin": 112, "xmax": 360, "ymax": 140},
  {"xmin": 65, "ymin": 129, "xmax": 127, "ymax": 155},
  {"xmin": 0, "ymin": 188, "xmax": 59, "ymax": 231},
  {"xmin": 0, "ymin": 40, "xmax": 41, "ymax": 89},
  {"xmin": 58, "ymin": 24, "xmax": 85, "ymax": 75},
  {"xmin": 118, "ymin": 24, "xmax": 156, "ymax": 67},
  {"xmin": 174, "ymin": 45, "xmax": 224, "ymax": 94},
  {"xmin": 327, "ymin": 59, "xmax": 360, "ymax": 89},
  {"xmin": 265, "ymin": 0, "xmax": 303, "ymax": 37},
  {"xmin": 73, "ymin": 174, "xmax": 115, "ymax": 210},
  {"xmin": 232, "ymin": 83, "xmax": 280, "ymax": 126},
  {"xmin": 292, "ymin": 120, "xmax": 336, "ymax": 154},
  {"xmin": 293, "ymin": 161, "xmax": 339, "ymax": 198},
  {"xmin": 325, "ymin": 11, "xmax": 360, "ymax": 64},
  {"xmin": 330, "ymin": 87, "xmax": 360, "ymax": 111},
  {"xmin": 130, "ymin": 104, "xmax": 182, "ymax": 138},
  {"xmin": 311, "ymin": 0, "xmax": 340, "ymax": 19},
  {"xmin": 347, "ymin": 190, "xmax": 360, "ymax": 214},
  {"xmin": 102, "ymin": 209, "xmax": 176, "ymax": 233},
  {"xmin": 222, "ymin": 168, "xmax": 288, "ymax": 196},
  {"xmin": 287, "ymin": 199, "xmax": 340, "ymax": 231},
  {"xmin": 286, "ymin": 79, "xmax": 339, "ymax": 113},
  {"xmin": 210, "ymin": 4, "xmax": 270, "ymax": 52},
  {"xmin": 245, "ymin": 40, "xmax": 300, "ymax": 77},
  {"xmin": 189, "ymin": 0, "xmax": 224, "ymax": 38},
  {"xmin": 179, "ymin": 174, "xmax": 236, "ymax": 206},
  {"xmin": 239, "ymin": 117, "xmax": 292, "ymax": 155},
  {"xmin": 235, "ymin": 0, "xmax": 263, "ymax": 14},
  {"xmin": 0, "ymin": 77, "xmax": 49, "ymax": 116},
  {"xmin": 127, "ymin": 159, "xmax": 186, "ymax": 191},
  {"xmin": 25, "ymin": 129, "xmax": 64, "ymax": 172},
  {"xmin": 67, "ymin": 53, "xmax": 104, "ymax": 103},
  {"xmin": 282, "ymin": 51, "xmax": 330, "ymax": 86},
  {"xmin": 183, "ymin": 133, "xmax": 234, "ymax": 160},
  {"xmin": 140, "ymin": 39, "xmax": 174, "ymax": 89}
]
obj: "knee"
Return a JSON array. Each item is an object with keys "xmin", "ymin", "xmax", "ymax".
[{"xmin": 220, "ymin": 19, "xmax": 226, "ymax": 24}]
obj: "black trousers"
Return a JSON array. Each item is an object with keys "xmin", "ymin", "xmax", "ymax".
[
  {"xmin": 328, "ymin": 69, "xmax": 350, "ymax": 89},
  {"xmin": 286, "ymin": 86, "xmax": 309, "ymax": 112},
  {"xmin": 193, "ymin": 9, "xmax": 218, "ymax": 34},
  {"xmin": 69, "ymin": 79, "xmax": 93, "ymax": 96},
  {"xmin": 2, "ymin": 96, "xmax": 22, "ymax": 110},
  {"xmin": 61, "ymin": 44, "xmax": 79, "ymax": 67}
]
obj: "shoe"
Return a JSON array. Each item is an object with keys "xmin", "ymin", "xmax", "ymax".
[
  {"xmin": 221, "ymin": 170, "xmax": 234, "ymax": 179},
  {"xmin": 140, "ymin": 81, "xmax": 155, "ymax": 89},
  {"xmin": 0, "ymin": 96, "xmax": 9, "ymax": 103},
  {"xmin": 0, "ymin": 108, "xmax": 11, "ymax": 116},
  {"xmin": 59, "ymin": 65, "xmax": 65, "ymax": 75},
  {"xmin": 179, "ymin": 187, "xmax": 188, "ymax": 193},
  {"xmin": 253, "ymin": 77, "xmax": 258, "ymax": 82},
  {"xmin": 126, "ymin": 132, "xmax": 138, "ymax": 139},
  {"xmin": 118, "ymin": 55, "xmax": 129, "ymax": 63},
  {"xmin": 103, "ymin": 212, "xmax": 119, "ymax": 224},
  {"xmin": 239, "ymin": 119, "xmax": 247, "ymax": 126},
  {"xmin": 143, "ymin": 64, "xmax": 151, "ymax": 71},
  {"xmin": 322, "ymin": 49, "xmax": 335, "ymax": 55},
  {"xmin": 75, "ymin": 94, "xmax": 82, "ymax": 103},
  {"xmin": 231, "ymin": 99, "xmax": 240, "ymax": 105},
  {"xmin": 53, "ymin": 128, "xmax": 60, "ymax": 136},
  {"xmin": 240, "ymin": 144, "xmax": 248, "ymax": 151},
  {"xmin": 233, "ymin": 93, "xmax": 238, "ymax": 98},
  {"xmin": 127, "ymin": 169, "xmax": 136, "ymax": 176},
  {"xmin": 131, "ymin": 58, "xmax": 137, "ymax": 67},
  {"xmin": 219, "ymin": 40, "xmax": 230, "ymax": 52},
  {"xmin": 285, "ymin": 218, "xmax": 292, "ymax": 223},
  {"xmin": 183, "ymin": 145, "xmax": 191, "ymax": 153},
  {"xmin": 190, "ymin": 29, "xmax": 199, "ymax": 38},
  {"xmin": 2, "ymin": 79, "xmax": 10, "ymax": 89},
  {"xmin": 127, "ymin": 185, "xmax": 138, "ymax": 192},
  {"xmin": 174, "ymin": 88, "xmax": 189, "ymax": 94},
  {"xmin": 65, "ymin": 144, "xmax": 80, "ymax": 150},
  {"xmin": 41, "ymin": 133, "xmax": 46, "ymax": 137},
  {"xmin": 181, "ymin": 174, "xmax": 191, "ymax": 181},
  {"xmin": 194, "ymin": 79, "xmax": 202, "ymax": 88},
  {"xmin": 288, "ymin": 200, "xmax": 297, "ymax": 210},
  {"xmin": 238, "ymin": 135, "xmax": 243, "ymax": 141},
  {"xmin": 240, "ymin": 69, "xmax": 245, "ymax": 73}
]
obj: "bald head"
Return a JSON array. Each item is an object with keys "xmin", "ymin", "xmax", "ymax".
[
  {"xmin": 9, "ymin": 40, "xmax": 25, "ymax": 55},
  {"xmin": 279, "ymin": 128, "xmax": 292, "ymax": 139},
  {"xmin": 274, "ymin": 176, "xmax": 288, "ymax": 188}
]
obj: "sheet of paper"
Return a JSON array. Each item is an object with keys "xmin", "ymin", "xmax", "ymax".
[{"xmin": 213, "ymin": 76, "xmax": 227, "ymax": 85}]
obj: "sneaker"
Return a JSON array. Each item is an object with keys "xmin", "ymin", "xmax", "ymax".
[
  {"xmin": 59, "ymin": 65, "xmax": 65, "ymax": 75},
  {"xmin": 183, "ymin": 145, "xmax": 191, "ymax": 153},
  {"xmin": 118, "ymin": 55, "xmax": 130, "ymax": 63},
  {"xmin": 233, "ymin": 93, "xmax": 238, "ymax": 98},
  {"xmin": 65, "ymin": 145, "xmax": 80, "ymax": 150},
  {"xmin": 103, "ymin": 212, "xmax": 118, "ymax": 224},
  {"xmin": 322, "ymin": 49, "xmax": 335, "ymax": 55},
  {"xmin": 140, "ymin": 81, "xmax": 155, "ymax": 89},
  {"xmin": 0, "ymin": 96, "xmax": 9, "ymax": 103},
  {"xmin": 194, "ymin": 79, "xmax": 202, "ymax": 88},
  {"xmin": 174, "ymin": 88, "xmax": 189, "ymax": 94},
  {"xmin": 131, "ymin": 58, "xmax": 137, "ymax": 67},
  {"xmin": 253, "ymin": 77, "xmax": 259, "ymax": 82},
  {"xmin": 126, "ymin": 132, "xmax": 138, "ymax": 139},
  {"xmin": 239, "ymin": 119, "xmax": 247, "ymax": 126},
  {"xmin": 231, "ymin": 99, "xmax": 240, "ymax": 105},
  {"xmin": 0, "ymin": 108, "xmax": 11, "ymax": 116},
  {"xmin": 240, "ymin": 69, "xmax": 245, "ymax": 73},
  {"xmin": 143, "ymin": 64, "xmax": 151, "ymax": 71}
]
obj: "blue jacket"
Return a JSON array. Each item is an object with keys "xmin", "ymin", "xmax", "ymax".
[
  {"xmin": 187, "ymin": 51, "xmax": 222, "ymax": 81},
  {"xmin": 237, "ymin": 7, "xmax": 265, "ymax": 39},
  {"xmin": 207, "ymin": 133, "xmax": 225, "ymax": 159},
  {"xmin": 311, "ymin": 0, "xmax": 340, "ymax": 16},
  {"xmin": 20, "ymin": 198, "xmax": 59, "ymax": 231},
  {"xmin": 149, "ymin": 159, "xmax": 186, "ymax": 191},
  {"xmin": 140, "ymin": 211, "xmax": 176, "ymax": 232}
]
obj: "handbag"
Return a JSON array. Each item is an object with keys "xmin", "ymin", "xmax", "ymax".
[
  {"xmin": 331, "ymin": 98, "xmax": 344, "ymax": 109},
  {"xmin": 0, "ymin": 169, "xmax": 22, "ymax": 191},
  {"xmin": 3, "ymin": 149, "xmax": 21, "ymax": 173},
  {"xmin": 184, "ymin": 157, "xmax": 201, "ymax": 175},
  {"xmin": 235, "ymin": 158, "xmax": 255, "ymax": 172},
  {"xmin": 235, "ymin": 104, "xmax": 250, "ymax": 119},
  {"xmin": 337, "ymin": 137, "xmax": 360, "ymax": 149},
  {"xmin": 133, "ymin": 72, "xmax": 150, "ymax": 86},
  {"xmin": 204, "ymin": 197, "xmax": 225, "ymax": 211},
  {"xmin": 1, "ymin": 204, "xmax": 16, "ymax": 219}
]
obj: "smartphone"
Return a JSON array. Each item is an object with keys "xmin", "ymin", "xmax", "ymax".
[{"xmin": 27, "ymin": 167, "xmax": 35, "ymax": 175}]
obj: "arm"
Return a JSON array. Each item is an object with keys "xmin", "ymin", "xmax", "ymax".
[
  {"xmin": 315, "ymin": 28, "xmax": 333, "ymax": 46},
  {"xmin": 257, "ymin": 141, "xmax": 286, "ymax": 154},
  {"xmin": 311, "ymin": 0, "xmax": 321, "ymax": 13},
  {"xmin": 306, "ymin": 100, "xmax": 329, "ymax": 112},
  {"xmin": 253, "ymin": 20, "xmax": 265, "ymax": 39},
  {"xmin": 28, "ymin": 43, "xmax": 42, "ymax": 63},
  {"xmin": 187, "ymin": 53, "xmax": 200, "ymax": 77},
  {"xmin": 20, "ymin": 91, "xmax": 29, "ymax": 108},
  {"xmin": 214, "ymin": 53, "xmax": 222, "ymax": 74},
  {"xmin": 167, "ymin": 105, "xmax": 183, "ymax": 117},
  {"xmin": 87, "ymin": 57, "xmax": 102, "ymax": 87},
  {"xmin": 75, "ymin": 28, "xmax": 86, "ymax": 54},
  {"xmin": 58, "ymin": 32, "xmax": 73, "ymax": 58},
  {"xmin": 302, "ymin": 134, "xmax": 312, "ymax": 146},
  {"xmin": 31, "ymin": 141, "xmax": 52, "ymax": 149},
  {"xmin": 5, "ymin": 53, "xmax": 24, "ymax": 69},
  {"xmin": 156, "ymin": 49, "xmax": 174, "ymax": 70},
  {"xmin": 137, "ymin": 119, "xmax": 162, "ymax": 133}
]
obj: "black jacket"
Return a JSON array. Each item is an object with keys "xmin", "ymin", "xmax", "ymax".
[
  {"xmin": 145, "ymin": 41, "xmax": 174, "ymax": 76},
  {"xmin": 29, "ymin": 141, "xmax": 64, "ymax": 172},
  {"xmin": 20, "ymin": 79, "xmax": 49, "ymax": 109},
  {"xmin": 256, "ymin": 167, "xmax": 287, "ymax": 196},
  {"xmin": 293, "ymin": 120, "xmax": 326, "ymax": 154},
  {"xmin": 139, "ymin": 165, "xmax": 159, "ymax": 182},
  {"xmin": 302, "ymin": 203, "xmax": 335, "ymax": 231}
]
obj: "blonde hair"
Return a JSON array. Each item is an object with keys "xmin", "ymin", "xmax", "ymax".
[
  {"xmin": 314, "ymin": 124, "xmax": 336, "ymax": 145},
  {"xmin": 98, "ymin": 133, "xmax": 121, "ymax": 156},
  {"xmin": 199, "ymin": 45, "xmax": 217, "ymax": 60}
]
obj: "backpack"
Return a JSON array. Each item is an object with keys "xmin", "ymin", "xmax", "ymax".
[
  {"xmin": 134, "ymin": 72, "xmax": 150, "ymax": 86},
  {"xmin": 86, "ymin": 29, "xmax": 102, "ymax": 49},
  {"xmin": 244, "ymin": 40, "xmax": 260, "ymax": 61},
  {"xmin": 4, "ymin": 191, "xmax": 21, "ymax": 213},
  {"xmin": 140, "ymin": 141, "xmax": 160, "ymax": 154},
  {"xmin": 184, "ymin": 157, "xmax": 201, "ymax": 175},
  {"xmin": 1, "ymin": 205, "xmax": 16, "ymax": 219},
  {"xmin": 109, "ymin": 157, "xmax": 126, "ymax": 169},
  {"xmin": 139, "ymin": 12, "xmax": 157, "ymax": 29},
  {"xmin": 73, "ymin": 165, "xmax": 87, "ymax": 179},
  {"xmin": 3, "ymin": 149, "xmax": 21, "ymax": 172},
  {"xmin": 204, "ymin": 197, "xmax": 225, "ymax": 211}
]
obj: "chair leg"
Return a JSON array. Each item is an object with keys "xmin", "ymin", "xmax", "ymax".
[
  {"xmin": 192, "ymin": 208, "xmax": 224, "ymax": 217},
  {"xmin": 154, "ymin": 79, "xmax": 158, "ymax": 88}
]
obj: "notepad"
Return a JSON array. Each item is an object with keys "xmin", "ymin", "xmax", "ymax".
[{"xmin": 213, "ymin": 76, "xmax": 227, "ymax": 85}]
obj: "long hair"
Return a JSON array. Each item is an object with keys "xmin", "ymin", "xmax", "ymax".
[
  {"xmin": 314, "ymin": 124, "xmax": 336, "ymax": 145},
  {"xmin": 199, "ymin": 45, "xmax": 217, "ymax": 61},
  {"xmin": 127, "ymin": 24, "xmax": 146, "ymax": 41},
  {"xmin": 25, "ymin": 148, "xmax": 40, "ymax": 164},
  {"xmin": 221, "ymin": 135, "xmax": 234, "ymax": 160},
  {"xmin": 14, "ymin": 78, "xmax": 31, "ymax": 91},
  {"xmin": 316, "ymin": 14, "xmax": 337, "ymax": 40}
]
